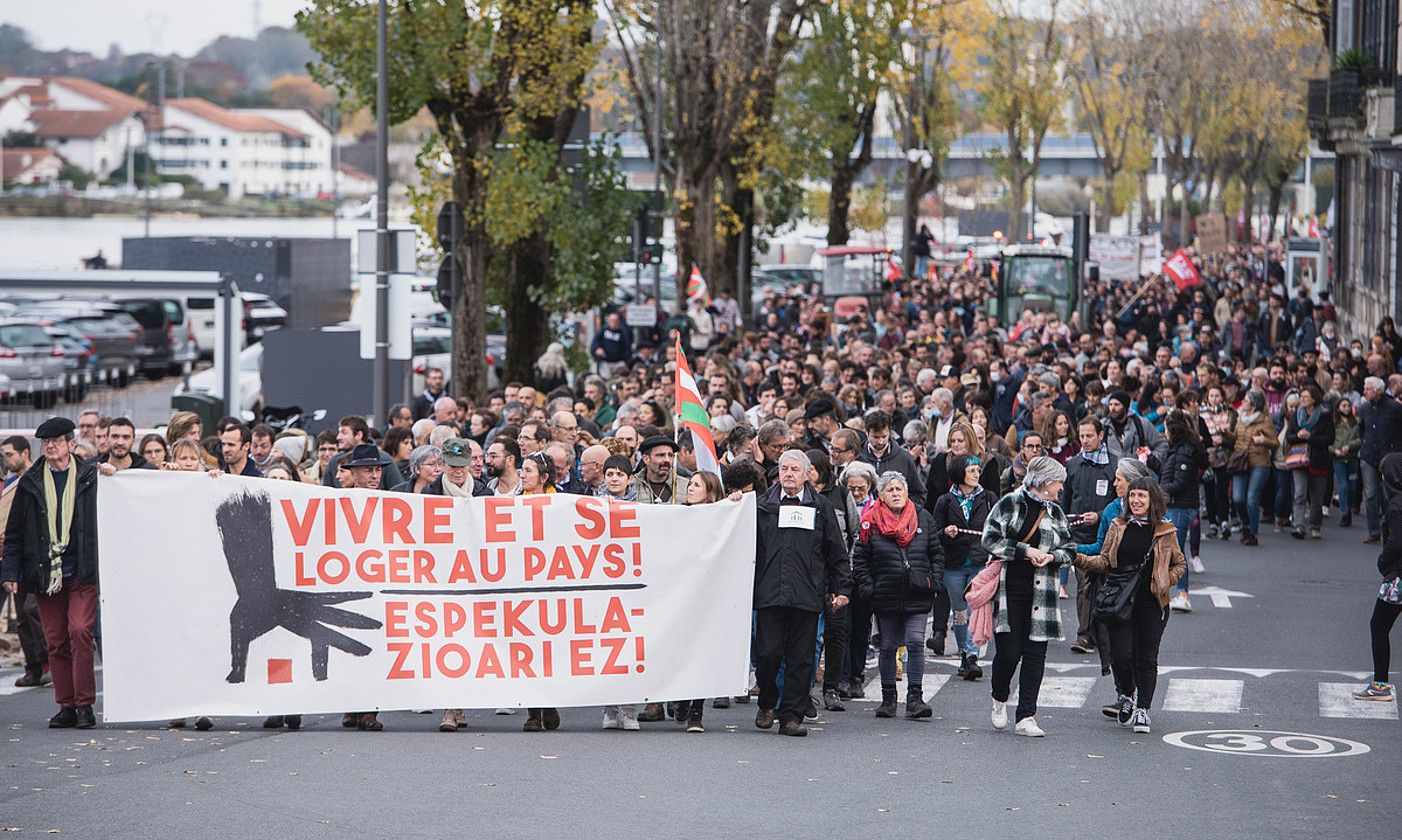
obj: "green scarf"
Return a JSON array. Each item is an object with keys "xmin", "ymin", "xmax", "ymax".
[{"xmin": 42, "ymin": 459, "xmax": 77, "ymax": 595}]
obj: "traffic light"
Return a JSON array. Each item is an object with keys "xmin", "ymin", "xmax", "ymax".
[{"xmin": 436, "ymin": 201, "xmax": 462, "ymax": 307}]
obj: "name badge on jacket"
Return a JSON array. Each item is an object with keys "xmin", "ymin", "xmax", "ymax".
[{"xmin": 779, "ymin": 505, "xmax": 816, "ymax": 530}]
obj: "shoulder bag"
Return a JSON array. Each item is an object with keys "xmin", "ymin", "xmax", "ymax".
[
  {"xmin": 1092, "ymin": 532, "xmax": 1150, "ymax": 624},
  {"xmin": 898, "ymin": 544, "xmax": 934, "ymax": 595}
]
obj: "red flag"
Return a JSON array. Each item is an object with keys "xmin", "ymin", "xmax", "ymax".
[
  {"xmin": 1162, "ymin": 249, "xmax": 1202, "ymax": 292},
  {"xmin": 885, "ymin": 257, "xmax": 902, "ymax": 283}
]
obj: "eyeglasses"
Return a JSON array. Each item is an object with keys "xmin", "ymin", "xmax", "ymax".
[{"xmin": 1023, "ymin": 442, "xmax": 1044, "ymax": 451}]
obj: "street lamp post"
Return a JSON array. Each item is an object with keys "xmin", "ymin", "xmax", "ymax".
[{"xmin": 373, "ymin": 0, "xmax": 390, "ymax": 426}]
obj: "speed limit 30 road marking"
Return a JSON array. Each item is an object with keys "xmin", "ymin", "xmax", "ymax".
[{"xmin": 1163, "ymin": 729, "xmax": 1371, "ymax": 758}]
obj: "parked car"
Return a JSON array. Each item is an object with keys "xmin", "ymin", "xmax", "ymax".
[
  {"xmin": 408, "ymin": 321, "xmax": 505, "ymax": 394},
  {"xmin": 34, "ymin": 310, "xmax": 141, "ymax": 388},
  {"xmin": 117, "ymin": 298, "xmax": 198, "ymax": 378},
  {"xmin": 242, "ymin": 292, "xmax": 288, "ymax": 342},
  {"xmin": 44, "ymin": 324, "xmax": 96, "ymax": 402},
  {"xmin": 174, "ymin": 342, "xmax": 264, "ymax": 415},
  {"xmin": 0, "ymin": 318, "xmax": 67, "ymax": 408},
  {"xmin": 185, "ymin": 294, "xmax": 247, "ymax": 359}
]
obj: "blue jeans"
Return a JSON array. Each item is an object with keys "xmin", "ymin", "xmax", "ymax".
[
  {"xmin": 1165, "ymin": 507, "xmax": 1194, "ymax": 592},
  {"xmin": 1334, "ymin": 458, "xmax": 1356, "ymax": 515},
  {"xmin": 1233, "ymin": 467, "xmax": 1271, "ymax": 536},
  {"xmin": 1362, "ymin": 459, "xmax": 1383, "ymax": 537},
  {"xmin": 1273, "ymin": 467, "xmax": 1293, "ymax": 524},
  {"xmin": 944, "ymin": 565, "xmax": 978, "ymax": 656}
]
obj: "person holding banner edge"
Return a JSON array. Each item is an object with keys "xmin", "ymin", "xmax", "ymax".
[
  {"xmin": 2, "ymin": 417, "xmax": 101, "ymax": 730},
  {"xmin": 338, "ymin": 443, "xmax": 395, "ymax": 732},
  {"xmin": 519, "ymin": 451, "xmax": 563, "ymax": 733}
]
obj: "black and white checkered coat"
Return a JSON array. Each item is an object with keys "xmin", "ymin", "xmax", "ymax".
[{"xmin": 980, "ymin": 487, "xmax": 1076, "ymax": 642}]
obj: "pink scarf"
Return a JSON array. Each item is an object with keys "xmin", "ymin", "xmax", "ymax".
[{"xmin": 964, "ymin": 559, "xmax": 1003, "ymax": 647}]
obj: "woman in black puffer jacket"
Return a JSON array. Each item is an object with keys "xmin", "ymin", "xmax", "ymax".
[
  {"xmin": 930, "ymin": 454, "xmax": 994, "ymax": 680},
  {"xmin": 853, "ymin": 471, "xmax": 945, "ymax": 720},
  {"xmin": 1158, "ymin": 411, "xmax": 1208, "ymax": 612}
]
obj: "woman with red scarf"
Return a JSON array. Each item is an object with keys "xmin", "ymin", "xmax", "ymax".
[{"xmin": 852, "ymin": 471, "xmax": 945, "ymax": 720}]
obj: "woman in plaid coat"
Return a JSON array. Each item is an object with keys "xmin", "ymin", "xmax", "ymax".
[{"xmin": 980, "ymin": 456, "xmax": 1076, "ymax": 737}]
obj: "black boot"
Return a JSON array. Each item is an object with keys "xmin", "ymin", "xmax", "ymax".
[
  {"xmin": 962, "ymin": 653, "xmax": 983, "ymax": 681},
  {"xmin": 48, "ymin": 707, "xmax": 77, "ymax": 729},
  {"xmin": 927, "ymin": 631, "xmax": 947, "ymax": 656},
  {"xmin": 75, "ymin": 705, "xmax": 97, "ymax": 729},
  {"xmin": 905, "ymin": 686, "xmax": 932, "ymax": 719},
  {"xmin": 874, "ymin": 685, "xmax": 898, "ymax": 718}
]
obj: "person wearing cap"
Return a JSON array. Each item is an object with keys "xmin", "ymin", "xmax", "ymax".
[
  {"xmin": 3, "ymin": 418, "xmax": 101, "ymax": 730},
  {"xmin": 635, "ymin": 435, "xmax": 685, "ymax": 505},
  {"xmin": 1103, "ymin": 390, "xmax": 1166, "ymax": 466},
  {"xmin": 424, "ymin": 439, "xmax": 488, "ymax": 498},
  {"xmin": 338, "ymin": 443, "xmax": 393, "ymax": 732},
  {"xmin": 802, "ymin": 398, "xmax": 841, "ymax": 453}
]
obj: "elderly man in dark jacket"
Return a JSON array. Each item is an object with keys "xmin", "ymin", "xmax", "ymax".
[
  {"xmin": 2, "ymin": 417, "xmax": 100, "ymax": 730},
  {"xmin": 753, "ymin": 449, "xmax": 851, "ymax": 737}
]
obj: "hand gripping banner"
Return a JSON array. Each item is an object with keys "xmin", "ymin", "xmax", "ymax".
[{"xmin": 97, "ymin": 472, "xmax": 756, "ymax": 721}]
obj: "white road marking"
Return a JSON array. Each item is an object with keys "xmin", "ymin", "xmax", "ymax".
[
  {"xmin": 1191, "ymin": 586, "xmax": 1254, "ymax": 608},
  {"xmin": 1013, "ymin": 676, "xmax": 1095, "ymax": 708},
  {"xmin": 1163, "ymin": 678, "xmax": 1244, "ymax": 713},
  {"xmin": 1318, "ymin": 683, "xmax": 1398, "ymax": 720}
]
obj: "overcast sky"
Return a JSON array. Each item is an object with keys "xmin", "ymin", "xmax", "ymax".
[{"xmin": 5, "ymin": 0, "xmax": 307, "ymax": 55}]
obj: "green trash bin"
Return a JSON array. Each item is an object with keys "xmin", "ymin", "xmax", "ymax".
[{"xmin": 170, "ymin": 392, "xmax": 226, "ymax": 436}]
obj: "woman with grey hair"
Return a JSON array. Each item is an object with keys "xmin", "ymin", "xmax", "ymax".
[
  {"xmin": 981, "ymin": 455, "xmax": 1076, "ymax": 737},
  {"xmin": 852, "ymin": 471, "xmax": 944, "ymax": 719},
  {"xmin": 392, "ymin": 445, "xmax": 444, "ymax": 494}
]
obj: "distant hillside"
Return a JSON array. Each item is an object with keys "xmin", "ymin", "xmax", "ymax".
[{"xmin": 0, "ymin": 23, "xmax": 315, "ymax": 98}]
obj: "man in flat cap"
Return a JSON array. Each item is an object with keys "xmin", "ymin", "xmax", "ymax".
[
  {"xmin": 802, "ymin": 398, "xmax": 842, "ymax": 453},
  {"xmin": 2, "ymin": 418, "xmax": 101, "ymax": 729},
  {"xmin": 634, "ymin": 435, "xmax": 686, "ymax": 505}
]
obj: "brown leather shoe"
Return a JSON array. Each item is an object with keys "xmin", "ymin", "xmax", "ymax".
[
  {"xmin": 542, "ymin": 708, "xmax": 561, "ymax": 730},
  {"xmin": 439, "ymin": 709, "xmax": 461, "ymax": 732},
  {"xmin": 754, "ymin": 708, "xmax": 776, "ymax": 729},
  {"xmin": 522, "ymin": 713, "xmax": 544, "ymax": 732},
  {"xmin": 637, "ymin": 703, "xmax": 664, "ymax": 722},
  {"xmin": 779, "ymin": 720, "xmax": 807, "ymax": 737},
  {"xmin": 341, "ymin": 712, "xmax": 359, "ymax": 728},
  {"xmin": 359, "ymin": 713, "xmax": 383, "ymax": 731}
]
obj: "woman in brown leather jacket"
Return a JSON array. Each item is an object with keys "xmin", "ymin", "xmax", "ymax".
[{"xmin": 1074, "ymin": 479, "xmax": 1186, "ymax": 736}]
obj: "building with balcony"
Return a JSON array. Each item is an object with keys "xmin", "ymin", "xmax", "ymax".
[
  {"xmin": 155, "ymin": 99, "xmax": 333, "ymax": 199},
  {"xmin": 1312, "ymin": 1, "xmax": 1402, "ymax": 339}
]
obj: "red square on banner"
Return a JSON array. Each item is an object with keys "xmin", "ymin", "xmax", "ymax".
[{"xmin": 267, "ymin": 658, "xmax": 292, "ymax": 684}]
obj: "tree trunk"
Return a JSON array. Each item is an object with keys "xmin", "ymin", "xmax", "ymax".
[
  {"xmin": 1138, "ymin": 171, "xmax": 1151, "ymax": 235},
  {"xmin": 1266, "ymin": 181, "xmax": 1285, "ymax": 243},
  {"xmin": 503, "ymin": 235, "xmax": 553, "ymax": 385},
  {"xmin": 829, "ymin": 164, "xmax": 855, "ymax": 247},
  {"xmin": 1007, "ymin": 165, "xmax": 1026, "ymax": 244},
  {"xmin": 451, "ymin": 168, "xmax": 489, "ymax": 402},
  {"xmin": 901, "ymin": 161, "xmax": 919, "ymax": 274},
  {"xmin": 1099, "ymin": 175, "xmax": 1116, "ymax": 233},
  {"xmin": 1177, "ymin": 185, "xmax": 1189, "ymax": 250},
  {"xmin": 715, "ymin": 161, "xmax": 743, "ymax": 298},
  {"xmin": 1241, "ymin": 177, "xmax": 1256, "ymax": 244}
]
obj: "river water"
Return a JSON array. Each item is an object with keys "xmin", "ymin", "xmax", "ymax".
[{"xmin": 0, "ymin": 215, "xmax": 398, "ymax": 271}]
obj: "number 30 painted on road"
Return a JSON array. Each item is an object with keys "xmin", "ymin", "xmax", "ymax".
[{"xmin": 1164, "ymin": 729, "xmax": 1370, "ymax": 758}]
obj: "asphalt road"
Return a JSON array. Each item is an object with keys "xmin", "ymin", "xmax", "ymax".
[{"xmin": 0, "ymin": 518, "xmax": 1397, "ymax": 838}]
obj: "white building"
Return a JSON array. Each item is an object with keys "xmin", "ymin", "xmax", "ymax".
[
  {"xmin": 1, "ymin": 147, "xmax": 65, "ymax": 186},
  {"xmin": 156, "ymin": 99, "xmax": 332, "ymax": 199},
  {"xmin": 0, "ymin": 76, "xmax": 148, "ymax": 179}
]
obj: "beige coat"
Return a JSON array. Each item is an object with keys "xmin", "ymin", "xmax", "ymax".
[{"xmin": 1075, "ymin": 519, "xmax": 1186, "ymax": 610}]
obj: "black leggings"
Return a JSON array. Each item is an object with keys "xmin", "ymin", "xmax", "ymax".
[
  {"xmin": 1371, "ymin": 598, "xmax": 1402, "ymax": 683},
  {"xmin": 1106, "ymin": 596, "xmax": 1169, "ymax": 709},
  {"xmin": 990, "ymin": 596, "xmax": 1048, "ymax": 722}
]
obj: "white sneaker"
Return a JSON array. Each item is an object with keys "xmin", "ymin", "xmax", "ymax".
[
  {"xmin": 1014, "ymin": 716, "xmax": 1046, "ymax": 737},
  {"xmin": 1170, "ymin": 592, "xmax": 1193, "ymax": 612},
  {"xmin": 494, "ymin": 707, "xmax": 516, "ymax": 715},
  {"xmin": 1131, "ymin": 708, "xmax": 1151, "ymax": 734},
  {"xmin": 1189, "ymin": 555, "xmax": 1205, "ymax": 574},
  {"xmin": 602, "ymin": 708, "xmax": 621, "ymax": 730},
  {"xmin": 991, "ymin": 699, "xmax": 1008, "ymax": 730},
  {"xmin": 621, "ymin": 708, "xmax": 641, "ymax": 731}
]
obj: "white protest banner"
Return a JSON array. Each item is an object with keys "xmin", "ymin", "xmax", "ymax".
[
  {"xmin": 1139, "ymin": 234, "xmax": 1162, "ymax": 277},
  {"xmin": 97, "ymin": 472, "xmax": 755, "ymax": 721},
  {"xmin": 1089, "ymin": 234, "xmax": 1141, "ymax": 281}
]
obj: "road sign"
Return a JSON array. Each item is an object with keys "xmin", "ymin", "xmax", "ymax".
[{"xmin": 356, "ymin": 229, "xmax": 417, "ymax": 275}]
